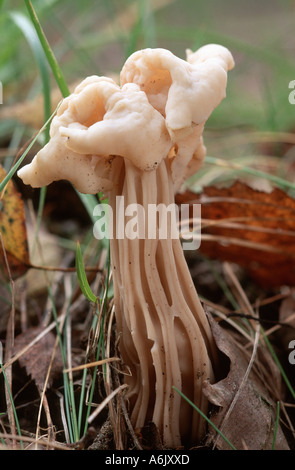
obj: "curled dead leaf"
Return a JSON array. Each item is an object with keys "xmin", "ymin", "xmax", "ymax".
[
  {"xmin": 203, "ymin": 314, "xmax": 290, "ymax": 450},
  {"xmin": 176, "ymin": 181, "xmax": 295, "ymax": 287},
  {"xmin": 13, "ymin": 325, "xmax": 63, "ymax": 391}
]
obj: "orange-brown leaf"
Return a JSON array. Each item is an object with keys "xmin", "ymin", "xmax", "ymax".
[
  {"xmin": 0, "ymin": 165, "xmax": 29, "ymax": 279},
  {"xmin": 176, "ymin": 181, "xmax": 295, "ymax": 287}
]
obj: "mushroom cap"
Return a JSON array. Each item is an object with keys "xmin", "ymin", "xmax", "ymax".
[
  {"xmin": 18, "ymin": 45, "xmax": 234, "ymax": 194},
  {"xmin": 18, "ymin": 75, "xmax": 172, "ymax": 194},
  {"xmin": 120, "ymin": 44, "xmax": 234, "ymax": 139},
  {"xmin": 120, "ymin": 44, "xmax": 234, "ymax": 189}
]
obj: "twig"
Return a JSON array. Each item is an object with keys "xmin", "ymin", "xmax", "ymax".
[
  {"xmin": 27, "ymin": 262, "xmax": 102, "ymax": 273},
  {"xmin": 63, "ymin": 357, "xmax": 120, "ymax": 374},
  {"xmin": 0, "ymin": 432, "xmax": 70, "ymax": 450},
  {"xmin": 87, "ymin": 384, "xmax": 128, "ymax": 425}
]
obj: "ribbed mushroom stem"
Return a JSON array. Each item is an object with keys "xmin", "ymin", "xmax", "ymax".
[{"xmin": 108, "ymin": 157, "xmax": 216, "ymax": 448}]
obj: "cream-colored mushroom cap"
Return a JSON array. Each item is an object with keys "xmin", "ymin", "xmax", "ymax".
[
  {"xmin": 18, "ymin": 76, "xmax": 172, "ymax": 194},
  {"xmin": 18, "ymin": 45, "xmax": 234, "ymax": 195},
  {"xmin": 120, "ymin": 45, "xmax": 234, "ymax": 139},
  {"xmin": 120, "ymin": 45, "xmax": 234, "ymax": 190}
]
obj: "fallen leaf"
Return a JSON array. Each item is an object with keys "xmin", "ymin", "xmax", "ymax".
[
  {"xmin": 203, "ymin": 315, "xmax": 289, "ymax": 450},
  {"xmin": 176, "ymin": 181, "xmax": 295, "ymax": 287},
  {"xmin": 0, "ymin": 165, "xmax": 29, "ymax": 279},
  {"xmin": 13, "ymin": 325, "xmax": 63, "ymax": 390}
]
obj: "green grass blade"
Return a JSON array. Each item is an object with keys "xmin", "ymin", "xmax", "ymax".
[
  {"xmin": 0, "ymin": 362, "xmax": 24, "ymax": 449},
  {"xmin": 125, "ymin": 0, "xmax": 156, "ymax": 58},
  {"xmin": 205, "ymin": 155, "xmax": 295, "ymax": 192},
  {"xmin": 10, "ymin": 10, "xmax": 52, "ymax": 248},
  {"xmin": 272, "ymin": 401, "xmax": 280, "ymax": 450},
  {"xmin": 139, "ymin": 0, "xmax": 156, "ymax": 48},
  {"xmin": 23, "ymin": 0, "xmax": 70, "ymax": 98},
  {"xmin": 75, "ymin": 191, "xmax": 99, "ymax": 224},
  {"xmin": 22, "ymin": 2, "xmax": 103, "ymax": 229},
  {"xmin": 77, "ymin": 367, "xmax": 88, "ymax": 435},
  {"xmin": 82, "ymin": 247, "xmax": 111, "ymax": 437},
  {"xmin": 75, "ymin": 241, "xmax": 98, "ymax": 304},
  {"xmin": 9, "ymin": 11, "xmax": 51, "ymax": 141},
  {"xmin": 0, "ymin": 111, "xmax": 56, "ymax": 192},
  {"xmin": 172, "ymin": 386, "xmax": 237, "ymax": 450},
  {"xmin": 21, "ymin": 2, "xmax": 112, "ymax": 231},
  {"xmin": 49, "ymin": 288, "xmax": 79, "ymax": 443},
  {"xmin": 261, "ymin": 330, "xmax": 295, "ymax": 401}
]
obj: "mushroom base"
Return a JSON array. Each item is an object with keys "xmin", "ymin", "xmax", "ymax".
[{"xmin": 108, "ymin": 157, "xmax": 216, "ymax": 448}]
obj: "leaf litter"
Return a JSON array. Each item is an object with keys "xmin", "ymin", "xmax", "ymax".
[
  {"xmin": 204, "ymin": 313, "xmax": 290, "ymax": 450},
  {"xmin": 176, "ymin": 181, "xmax": 295, "ymax": 287},
  {"xmin": 12, "ymin": 325, "xmax": 63, "ymax": 391},
  {"xmin": 1, "ymin": 167, "xmax": 295, "ymax": 449}
]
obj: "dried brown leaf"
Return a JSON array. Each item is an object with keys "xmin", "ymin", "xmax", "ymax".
[
  {"xmin": 176, "ymin": 181, "xmax": 295, "ymax": 287},
  {"xmin": 0, "ymin": 165, "xmax": 29, "ymax": 279},
  {"xmin": 203, "ymin": 316, "xmax": 289, "ymax": 450},
  {"xmin": 13, "ymin": 325, "xmax": 63, "ymax": 390}
]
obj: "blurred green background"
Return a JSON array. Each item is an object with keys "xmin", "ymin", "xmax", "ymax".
[{"xmin": 1, "ymin": 0, "xmax": 295, "ymax": 188}]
